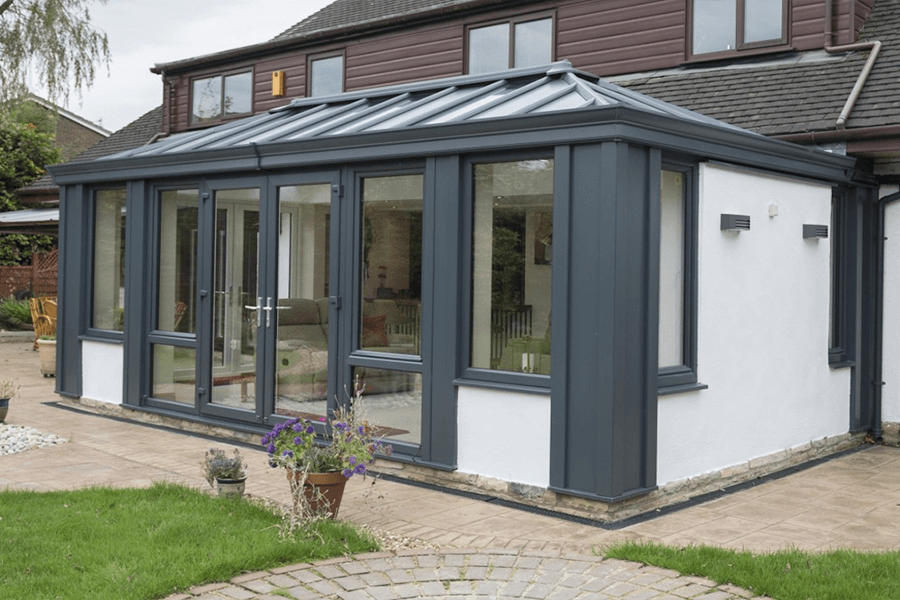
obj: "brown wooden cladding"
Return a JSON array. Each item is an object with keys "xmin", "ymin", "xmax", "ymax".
[{"xmin": 164, "ymin": 0, "xmax": 865, "ymax": 133}]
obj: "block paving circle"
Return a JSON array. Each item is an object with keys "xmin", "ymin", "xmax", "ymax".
[{"xmin": 168, "ymin": 549, "xmax": 769, "ymax": 600}]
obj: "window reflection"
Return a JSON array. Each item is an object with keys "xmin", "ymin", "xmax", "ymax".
[
  {"xmin": 92, "ymin": 188, "xmax": 126, "ymax": 331},
  {"xmin": 158, "ymin": 189, "xmax": 199, "ymax": 334},
  {"xmin": 310, "ymin": 55, "xmax": 344, "ymax": 97},
  {"xmin": 471, "ymin": 160, "xmax": 553, "ymax": 375},
  {"xmin": 360, "ymin": 175, "xmax": 424, "ymax": 356}
]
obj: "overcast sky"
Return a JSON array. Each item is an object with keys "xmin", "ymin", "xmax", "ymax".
[{"xmin": 46, "ymin": 0, "xmax": 335, "ymax": 132}]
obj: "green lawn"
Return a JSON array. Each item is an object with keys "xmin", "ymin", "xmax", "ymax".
[
  {"xmin": 0, "ymin": 482, "xmax": 378, "ymax": 600},
  {"xmin": 606, "ymin": 541, "xmax": 900, "ymax": 600}
]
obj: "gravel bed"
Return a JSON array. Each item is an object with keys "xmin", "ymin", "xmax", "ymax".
[{"xmin": 0, "ymin": 423, "xmax": 66, "ymax": 456}]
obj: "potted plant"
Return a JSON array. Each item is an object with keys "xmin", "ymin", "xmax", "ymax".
[
  {"xmin": 0, "ymin": 379, "xmax": 17, "ymax": 423},
  {"xmin": 201, "ymin": 448, "xmax": 247, "ymax": 499},
  {"xmin": 36, "ymin": 334, "xmax": 56, "ymax": 377},
  {"xmin": 261, "ymin": 394, "xmax": 391, "ymax": 519}
]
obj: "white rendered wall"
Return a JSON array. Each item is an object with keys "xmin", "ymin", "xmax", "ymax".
[
  {"xmin": 880, "ymin": 185, "xmax": 900, "ymax": 424},
  {"xmin": 81, "ymin": 341, "xmax": 124, "ymax": 405},
  {"xmin": 457, "ymin": 386, "xmax": 550, "ymax": 487},
  {"xmin": 657, "ymin": 163, "xmax": 851, "ymax": 485}
]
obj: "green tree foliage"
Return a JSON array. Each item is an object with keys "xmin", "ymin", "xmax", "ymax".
[
  {"xmin": 0, "ymin": 0, "xmax": 110, "ymax": 105},
  {"xmin": 0, "ymin": 108, "xmax": 61, "ymax": 265}
]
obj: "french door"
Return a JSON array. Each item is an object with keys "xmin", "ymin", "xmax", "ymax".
[
  {"xmin": 148, "ymin": 169, "xmax": 427, "ymax": 451},
  {"xmin": 149, "ymin": 174, "xmax": 341, "ymax": 426}
]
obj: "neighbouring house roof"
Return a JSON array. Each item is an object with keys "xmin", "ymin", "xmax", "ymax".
[
  {"xmin": 51, "ymin": 62, "xmax": 855, "ymax": 187},
  {"xmin": 17, "ymin": 106, "xmax": 163, "ymax": 199},
  {"xmin": 28, "ymin": 94, "xmax": 112, "ymax": 137},
  {"xmin": 0, "ymin": 207, "xmax": 60, "ymax": 235},
  {"xmin": 615, "ymin": 0, "xmax": 900, "ymax": 139}
]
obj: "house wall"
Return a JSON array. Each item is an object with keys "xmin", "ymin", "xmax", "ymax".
[
  {"xmin": 81, "ymin": 341, "xmax": 124, "ymax": 405},
  {"xmin": 880, "ymin": 184, "xmax": 900, "ymax": 439},
  {"xmin": 162, "ymin": 0, "xmax": 855, "ymax": 133},
  {"xmin": 656, "ymin": 163, "xmax": 850, "ymax": 485},
  {"xmin": 457, "ymin": 386, "xmax": 551, "ymax": 487}
]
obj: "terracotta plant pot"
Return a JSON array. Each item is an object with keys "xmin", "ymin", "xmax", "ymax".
[
  {"xmin": 287, "ymin": 470, "xmax": 348, "ymax": 519},
  {"xmin": 215, "ymin": 477, "xmax": 246, "ymax": 499}
]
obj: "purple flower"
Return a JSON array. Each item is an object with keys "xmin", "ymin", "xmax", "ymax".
[
  {"xmin": 348, "ymin": 456, "xmax": 356, "ymax": 465},
  {"xmin": 354, "ymin": 463, "xmax": 366, "ymax": 475},
  {"xmin": 342, "ymin": 468, "xmax": 352, "ymax": 477},
  {"xmin": 266, "ymin": 443, "xmax": 276, "ymax": 454},
  {"xmin": 282, "ymin": 450, "xmax": 294, "ymax": 458},
  {"xmin": 358, "ymin": 426, "xmax": 365, "ymax": 435},
  {"xmin": 305, "ymin": 425, "xmax": 315, "ymax": 434},
  {"xmin": 292, "ymin": 422, "xmax": 303, "ymax": 432}
]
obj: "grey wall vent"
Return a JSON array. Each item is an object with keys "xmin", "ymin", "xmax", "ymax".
[
  {"xmin": 803, "ymin": 224, "xmax": 828, "ymax": 239},
  {"xmin": 721, "ymin": 214, "xmax": 750, "ymax": 232}
]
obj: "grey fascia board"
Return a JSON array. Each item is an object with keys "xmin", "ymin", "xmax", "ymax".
[{"xmin": 49, "ymin": 106, "xmax": 855, "ymax": 186}]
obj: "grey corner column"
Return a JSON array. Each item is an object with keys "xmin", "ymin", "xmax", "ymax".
[{"xmin": 549, "ymin": 141, "xmax": 659, "ymax": 503}]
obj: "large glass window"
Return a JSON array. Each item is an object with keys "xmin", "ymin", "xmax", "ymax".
[
  {"xmin": 468, "ymin": 16, "xmax": 553, "ymax": 74},
  {"xmin": 190, "ymin": 71, "xmax": 252, "ymax": 125},
  {"xmin": 659, "ymin": 171, "xmax": 685, "ymax": 368},
  {"xmin": 471, "ymin": 159, "xmax": 553, "ymax": 375},
  {"xmin": 309, "ymin": 54, "xmax": 344, "ymax": 97},
  {"xmin": 692, "ymin": 0, "xmax": 785, "ymax": 55},
  {"xmin": 91, "ymin": 188, "xmax": 126, "ymax": 331},
  {"xmin": 658, "ymin": 166, "xmax": 699, "ymax": 391}
]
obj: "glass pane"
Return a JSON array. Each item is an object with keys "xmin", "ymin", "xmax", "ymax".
[
  {"xmin": 514, "ymin": 18, "xmax": 553, "ymax": 68},
  {"xmin": 659, "ymin": 170, "xmax": 685, "ymax": 368},
  {"xmin": 692, "ymin": 0, "xmax": 736, "ymax": 54},
  {"xmin": 92, "ymin": 188, "xmax": 126, "ymax": 331},
  {"xmin": 212, "ymin": 189, "xmax": 260, "ymax": 408},
  {"xmin": 224, "ymin": 72, "xmax": 252, "ymax": 115},
  {"xmin": 310, "ymin": 55, "xmax": 344, "ymax": 97},
  {"xmin": 472, "ymin": 160, "xmax": 553, "ymax": 374},
  {"xmin": 360, "ymin": 175, "xmax": 424, "ymax": 355},
  {"xmin": 469, "ymin": 23, "xmax": 509, "ymax": 74},
  {"xmin": 191, "ymin": 75, "xmax": 222, "ymax": 123},
  {"xmin": 745, "ymin": 0, "xmax": 783, "ymax": 44},
  {"xmin": 353, "ymin": 367, "xmax": 422, "ymax": 445},
  {"xmin": 158, "ymin": 189, "xmax": 199, "ymax": 333},
  {"xmin": 152, "ymin": 344, "xmax": 195, "ymax": 405},
  {"xmin": 275, "ymin": 184, "xmax": 332, "ymax": 420}
]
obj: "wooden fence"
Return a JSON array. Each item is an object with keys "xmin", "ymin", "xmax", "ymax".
[{"xmin": 0, "ymin": 249, "xmax": 58, "ymax": 298}]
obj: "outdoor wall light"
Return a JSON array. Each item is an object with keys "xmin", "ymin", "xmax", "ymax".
[
  {"xmin": 803, "ymin": 224, "xmax": 828, "ymax": 239},
  {"xmin": 721, "ymin": 213, "xmax": 750, "ymax": 232}
]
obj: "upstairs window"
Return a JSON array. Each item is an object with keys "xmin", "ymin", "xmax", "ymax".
[
  {"xmin": 692, "ymin": 0, "xmax": 786, "ymax": 55},
  {"xmin": 309, "ymin": 53, "xmax": 344, "ymax": 97},
  {"xmin": 468, "ymin": 15, "xmax": 553, "ymax": 75},
  {"xmin": 190, "ymin": 71, "xmax": 252, "ymax": 125}
]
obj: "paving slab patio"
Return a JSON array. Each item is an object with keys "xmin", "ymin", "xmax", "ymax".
[{"xmin": 1, "ymin": 338, "xmax": 897, "ymax": 599}]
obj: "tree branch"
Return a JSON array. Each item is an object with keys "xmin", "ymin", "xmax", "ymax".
[{"xmin": 0, "ymin": 0, "xmax": 15, "ymax": 16}]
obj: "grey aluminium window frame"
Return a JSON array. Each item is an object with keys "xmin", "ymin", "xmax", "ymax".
[
  {"xmin": 83, "ymin": 184, "xmax": 129, "ymax": 342},
  {"xmin": 829, "ymin": 185, "xmax": 859, "ymax": 367},
  {"xmin": 307, "ymin": 50, "xmax": 345, "ymax": 97},
  {"xmin": 658, "ymin": 159, "xmax": 701, "ymax": 394}
]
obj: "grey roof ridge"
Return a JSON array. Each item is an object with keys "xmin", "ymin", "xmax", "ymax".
[{"xmin": 270, "ymin": 60, "xmax": 592, "ymax": 113}]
